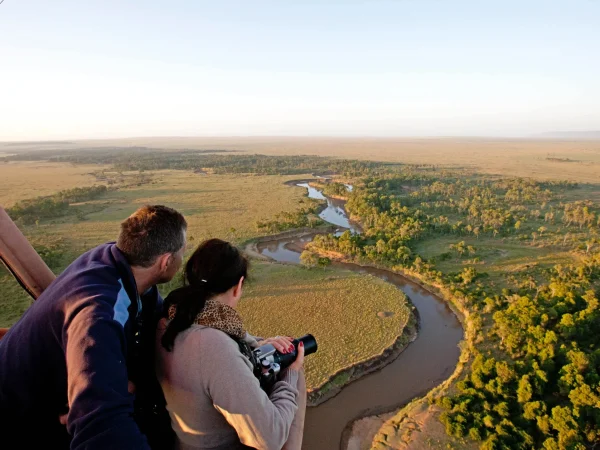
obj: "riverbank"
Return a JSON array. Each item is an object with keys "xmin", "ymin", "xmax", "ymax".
[
  {"xmin": 302, "ymin": 246, "xmax": 474, "ymax": 449},
  {"xmin": 245, "ymin": 231, "xmax": 419, "ymax": 407},
  {"xmin": 307, "ymin": 181, "xmax": 350, "ymax": 201},
  {"xmin": 308, "ymin": 315, "xmax": 418, "ymax": 407},
  {"xmin": 367, "ymin": 270, "xmax": 475, "ymax": 450},
  {"xmin": 282, "ymin": 179, "xmax": 361, "ymax": 232},
  {"xmin": 243, "ymin": 227, "xmax": 333, "ymax": 259}
]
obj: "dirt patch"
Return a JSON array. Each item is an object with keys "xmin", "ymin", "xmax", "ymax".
[
  {"xmin": 370, "ymin": 402, "xmax": 477, "ymax": 450},
  {"xmin": 344, "ymin": 412, "xmax": 395, "ymax": 450},
  {"xmin": 284, "ymin": 241, "xmax": 306, "ymax": 253},
  {"xmin": 283, "ymin": 178, "xmax": 319, "ymax": 186}
]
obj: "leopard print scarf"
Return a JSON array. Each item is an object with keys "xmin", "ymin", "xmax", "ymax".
[{"xmin": 168, "ymin": 299, "xmax": 246, "ymax": 339}]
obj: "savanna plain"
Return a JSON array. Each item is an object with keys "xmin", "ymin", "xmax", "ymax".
[{"xmin": 1, "ymin": 137, "xmax": 600, "ymax": 450}]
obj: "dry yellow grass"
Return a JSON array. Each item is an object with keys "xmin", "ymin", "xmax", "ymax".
[
  {"xmin": 0, "ymin": 161, "xmax": 107, "ymax": 207},
  {"xmin": 5, "ymin": 137, "xmax": 598, "ymax": 182},
  {"xmin": 237, "ymin": 261, "xmax": 411, "ymax": 391}
]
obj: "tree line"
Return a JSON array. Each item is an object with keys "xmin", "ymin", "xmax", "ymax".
[
  {"xmin": 307, "ymin": 169, "xmax": 600, "ymax": 449},
  {"xmin": 7, "ymin": 185, "xmax": 108, "ymax": 224},
  {"xmin": 2, "ymin": 148, "xmax": 398, "ymax": 177},
  {"xmin": 440, "ymin": 255, "xmax": 600, "ymax": 449}
]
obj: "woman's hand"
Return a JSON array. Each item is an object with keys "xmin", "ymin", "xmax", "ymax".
[
  {"xmin": 258, "ymin": 336, "xmax": 295, "ymax": 354},
  {"xmin": 289, "ymin": 341, "xmax": 305, "ymax": 371}
]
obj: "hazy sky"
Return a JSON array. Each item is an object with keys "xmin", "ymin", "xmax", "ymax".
[{"xmin": 1, "ymin": 0, "xmax": 599, "ymax": 139}]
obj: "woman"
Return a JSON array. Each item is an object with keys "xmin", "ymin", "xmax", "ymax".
[{"xmin": 156, "ymin": 239, "xmax": 306, "ymax": 450}]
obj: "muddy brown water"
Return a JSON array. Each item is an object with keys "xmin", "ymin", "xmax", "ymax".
[{"xmin": 256, "ymin": 184, "xmax": 463, "ymax": 450}]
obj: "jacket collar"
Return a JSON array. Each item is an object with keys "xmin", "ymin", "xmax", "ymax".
[
  {"xmin": 110, "ymin": 243, "xmax": 139, "ymax": 296},
  {"xmin": 109, "ymin": 242, "xmax": 161, "ymax": 320}
]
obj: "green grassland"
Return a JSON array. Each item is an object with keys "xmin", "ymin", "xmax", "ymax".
[
  {"xmin": 412, "ymin": 235, "xmax": 580, "ymax": 289},
  {"xmin": 409, "ymin": 178, "xmax": 595, "ymax": 291},
  {"xmin": 43, "ymin": 170, "xmax": 308, "ymax": 249},
  {"xmin": 237, "ymin": 261, "xmax": 411, "ymax": 391}
]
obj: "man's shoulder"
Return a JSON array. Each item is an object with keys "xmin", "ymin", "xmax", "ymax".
[
  {"xmin": 49, "ymin": 244, "xmax": 123, "ymax": 296},
  {"xmin": 65, "ymin": 243, "xmax": 120, "ymax": 280},
  {"xmin": 0, "ymin": 244, "xmax": 133, "ymax": 352},
  {"xmin": 33, "ymin": 243, "xmax": 131, "ymax": 323}
]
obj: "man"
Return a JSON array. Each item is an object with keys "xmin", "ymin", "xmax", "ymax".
[{"xmin": 0, "ymin": 205, "xmax": 187, "ymax": 449}]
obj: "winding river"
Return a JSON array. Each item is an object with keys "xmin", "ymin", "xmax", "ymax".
[{"xmin": 257, "ymin": 183, "xmax": 463, "ymax": 450}]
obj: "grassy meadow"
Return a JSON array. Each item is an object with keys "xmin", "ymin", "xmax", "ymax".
[
  {"xmin": 0, "ymin": 161, "xmax": 107, "ymax": 207},
  {"xmin": 407, "ymin": 177, "xmax": 597, "ymax": 292},
  {"xmin": 412, "ymin": 235, "xmax": 580, "ymax": 289},
  {"xmin": 40, "ymin": 170, "xmax": 307, "ymax": 249},
  {"xmin": 238, "ymin": 261, "xmax": 411, "ymax": 391}
]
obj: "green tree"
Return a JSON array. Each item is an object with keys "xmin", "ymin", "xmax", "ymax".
[
  {"xmin": 300, "ymin": 251, "xmax": 319, "ymax": 268},
  {"xmin": 517, "ymin": 375, "xmax": 533, "ymax": 403},
  {"xmin": 450, "ymin": 241, "xmax": 467, "ymax": 258}
]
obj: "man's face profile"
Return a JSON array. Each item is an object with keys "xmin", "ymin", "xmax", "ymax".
[{"xmin": 157, "ymin": 229, "xmax": 186, "ymax": 284}]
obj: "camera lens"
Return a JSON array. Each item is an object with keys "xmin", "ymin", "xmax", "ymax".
[
  {"xmin": 297, "ymin": 334, "xmax": 318, "ymax": 356},
  {"xmin": 271, "ymin": 334, "xmax": 318, "ymax": 370}
]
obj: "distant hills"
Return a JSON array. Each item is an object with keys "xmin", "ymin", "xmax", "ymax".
[{"xmin": 535, "ymin": 131, "xmax": 600, "ymax": 139}]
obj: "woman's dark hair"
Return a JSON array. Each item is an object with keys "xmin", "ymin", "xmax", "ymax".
[{"xmin": 161, "ymin": 238, "xmax": 249, "ymax": 351}]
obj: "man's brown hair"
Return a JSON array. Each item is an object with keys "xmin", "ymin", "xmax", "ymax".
[{"xmin": 117, "ymin": 205, "xmax": 187, "ymax": 267}]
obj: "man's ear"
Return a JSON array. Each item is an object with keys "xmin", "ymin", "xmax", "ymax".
[{"xmin": 157, "ymin": 253, "xmax": 172, "ymax": 273}]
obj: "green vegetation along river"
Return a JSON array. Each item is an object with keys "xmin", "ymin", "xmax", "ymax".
[{"xmin": 257, "ymin": 183, "xmax": 463, "ymax": 450}]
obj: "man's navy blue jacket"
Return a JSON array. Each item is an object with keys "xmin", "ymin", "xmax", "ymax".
[{"xmin": 0, "ymin": 243, "xmax": 162, "ymax": 449}]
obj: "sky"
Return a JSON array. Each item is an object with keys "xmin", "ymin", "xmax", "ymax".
[{"xmin": 0, "ymin": 0, "xmax": 599, "ymax": 140}]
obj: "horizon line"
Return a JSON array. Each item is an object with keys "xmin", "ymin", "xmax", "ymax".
[{"xmin": 2, "ymin": 133, "xmax": 600, "ymax": 144}]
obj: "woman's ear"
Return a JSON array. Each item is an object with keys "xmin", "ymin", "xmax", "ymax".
[{"xmin": 233, "ymin": 276, "xmax": 245, "ymax": 299}]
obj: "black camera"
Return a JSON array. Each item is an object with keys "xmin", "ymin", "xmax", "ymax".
[{"xmin": 250, "ymin": 334, "xmax": 318, "ymax": 390}]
